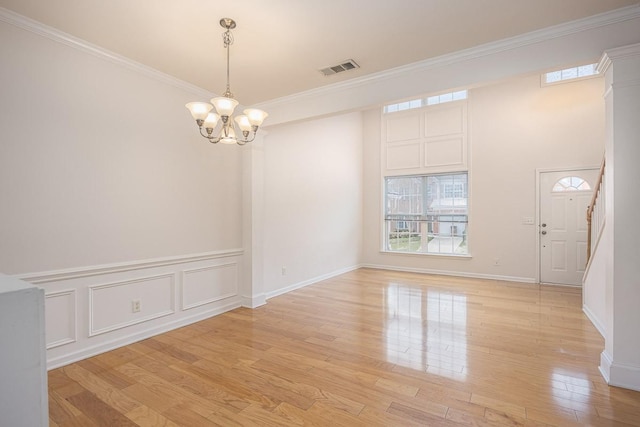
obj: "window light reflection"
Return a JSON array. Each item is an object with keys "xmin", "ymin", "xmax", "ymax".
[{"xmin": 384, "ymin": 284, "xmax": 468, "ymax": 380}]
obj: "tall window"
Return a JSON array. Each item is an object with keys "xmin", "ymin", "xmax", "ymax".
[{"xmin": 385, "ymin": 173, "xmax": 468, "ymax": 255}]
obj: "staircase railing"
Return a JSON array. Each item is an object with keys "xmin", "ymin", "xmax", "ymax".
[{"xmin": 586, "ymin": 158, "xmax": 606, "ymax": 263}]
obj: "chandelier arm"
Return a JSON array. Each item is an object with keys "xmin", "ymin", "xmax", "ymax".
[
  {"xmin": 239, "ymin": 132, "xmax": 257, "ymax": 144},
  {"xmin": 198, "ymin": 127, "xmax": 222, "ymax": 143},
  {"xmin": 199, "ymin": 127, "xmax": 211, "ymax": 139}
]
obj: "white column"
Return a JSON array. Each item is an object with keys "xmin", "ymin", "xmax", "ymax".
[
  {"xmin": 599, "ymin": 42, "xmax": 640, "ymax": 391},
  {"xmin": 241, "ymin": 134, "xmax": 266, "ymax": 308},
  {"xmin": 0, "ymin": 274, "xmax": 48, "ymax": 426}
]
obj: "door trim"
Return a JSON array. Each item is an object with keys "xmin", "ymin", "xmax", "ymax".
[{"xmin": 535, "ymin": 166, "xmax": 600, "ymax": 285}]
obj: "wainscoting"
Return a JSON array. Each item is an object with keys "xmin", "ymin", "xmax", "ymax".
[{"xmin": 17, "ymin": 250, "xmax": 243, "ymax": 369}]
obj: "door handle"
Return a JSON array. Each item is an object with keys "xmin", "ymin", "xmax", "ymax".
[{"xmin": 541, "ymin": 230, "xmax": 547, "ymax": 235}]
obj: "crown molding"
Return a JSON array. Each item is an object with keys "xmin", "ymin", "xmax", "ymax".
[
  {"xmin": 0, "ymin": 6, "xmax": 213, "ymax": 99},
  {"xmin": 599, "ymin": 41, "xmax": 640, "ymax": 74},
  {"xmin": 255, "ymin": 4, "xmax": 640, "ymax": 110},
  {"xmin": 604, "ymin": 41, "xmax": 640, "ymax": 59}
]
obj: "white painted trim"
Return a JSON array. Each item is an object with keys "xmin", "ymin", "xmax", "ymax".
[
  {"xmin": 44, "ymin": 289, "xmax": 77, "ymax": 349},
  {"xmin": 361, "ymin": 264, "xmax": 536, "ymax": 284},
  {"xmin": 88, "ymin": 273, "xmax": 176, "ymax": 337},
  {"xmin": 600, "ymin": 351, "xmax": 640, "ymax": 392},
  {"xmin": 46, "ymin": 299, "xmax": 240, "ymax": 370},
  {"xmin": 379, "ymin": 251, "xmax": 472, "ymax": 259},
  {"xmin": 600, "ymin": 350, "xmax": 613, "ymax": 383},
  {"xmin": 535, "ymin": 166, "xmax": 600, "ymax": 284},
  {"xmin": 255, "ymin": 5, "xmax": 640, "ymax": 111},
  {"xmin": 181, "ymin": 263, "xmax": 238, "ymax": 310},
  {"xmin": 583, "ymin": 304, "xmax": 606, "ymax": 338},
  {"xmin": 598, "ymin": 53, "xmax": 613, "ymax": 75},
  {"xmin": 241, "ymin": 294, "xmax": 267, "ymax": 309},
  {"xmin": 603, "ymin": 41, "xmax": 640, "ymax": 60},
  {"xmin": 613, "ymin": 79, "xmax": 640, "ymax": 90},
  {"xmin": 15, "ymin": 249, "xmax": 244, "ymax": 284},
  {"xmin": 265, "ymin": 265, "xmax": 361, "ymax": 300},
  {"xmin": 0, "ymin": 7, "xmax": 212, "ymax": 98}
]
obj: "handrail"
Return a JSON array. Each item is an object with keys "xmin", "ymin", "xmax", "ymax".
[{"xmin": 586, "ymin": 158, "xmax": 606, "ymax": 262}]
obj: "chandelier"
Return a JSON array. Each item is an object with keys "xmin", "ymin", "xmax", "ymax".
[{"xmin": 185, "ymin": 18, "xmax": 268, "ymax": 145}]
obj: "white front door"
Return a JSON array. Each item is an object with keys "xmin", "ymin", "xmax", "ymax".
[{"xmin": 539, "ymin": 169, "xmax": 598, "ymax": 285}]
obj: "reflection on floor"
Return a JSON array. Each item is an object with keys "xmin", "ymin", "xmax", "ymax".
[{"xmin": 48, "ymin": 268, "xmax": 640, "ymax": 426}]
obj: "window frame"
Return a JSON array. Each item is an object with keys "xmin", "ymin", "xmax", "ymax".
[
  {"xmin": 382, "ymin": 172, "xmax": 470, "ymax": 257},
  {"xmin": 383, "ymin": 90, "xmax": 468, "ymax": 114},
  {"xmin": 540, "ymin": 63, "xmax": 599, "ymax": 87}
]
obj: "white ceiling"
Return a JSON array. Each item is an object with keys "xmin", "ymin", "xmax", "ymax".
[{"xmin": 0, "ymin": 0, "xmax": 637, "ymax": 105}]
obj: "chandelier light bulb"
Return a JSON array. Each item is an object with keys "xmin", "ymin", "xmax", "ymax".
[
  {"xmin": 234, "ymin": 115, "xmax": 252, "ymax": 133},
  {"xmin": 203, "ymin": 112, "xmax": 220, "ymax": 130},
  {"xmin": 211, "ymin": 97, "xmax": 239, "ymax": 118},
  {"xmin": 243, "ymin": 108, "xmax": 269, "ymax": 127},
  {"xmin": 185, "ymin": 102, "xmax": 213, "ymax": 121}
]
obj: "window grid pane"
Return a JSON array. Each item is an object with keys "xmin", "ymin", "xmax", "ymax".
[
  {"xmin": 384, "ymin": 90, "xmax": 468, "ymax": 113},
  {"xmin": 544, "ymin": 63, "xmax": 598, "ymax": 85},
  {"xmin": 385, "ymin": 173, "xmax": 468, "ymax": 255}
]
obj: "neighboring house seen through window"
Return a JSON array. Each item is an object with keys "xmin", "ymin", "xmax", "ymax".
[{"xmin": 384, "ymin": 173, "xmax": 468, "ymax": 255}]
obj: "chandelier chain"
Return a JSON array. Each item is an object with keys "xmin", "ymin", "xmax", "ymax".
[{"xmin": 222, "ymin": 29, "xmax": 234, "ymax": 99}]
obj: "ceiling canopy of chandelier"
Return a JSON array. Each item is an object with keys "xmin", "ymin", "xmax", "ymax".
[{"xmin": 185, "ymin": 18, "xmax": 268, "ymax": 146}]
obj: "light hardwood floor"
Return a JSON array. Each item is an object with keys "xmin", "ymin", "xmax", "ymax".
[{"xmin": 48, "ymin": 268, "xmax": 640, "ymax": 426}]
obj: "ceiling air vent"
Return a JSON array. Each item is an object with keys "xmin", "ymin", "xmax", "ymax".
[{"xmin": 319, "ymin": 59, "xmax": 360, "ymax": 76}]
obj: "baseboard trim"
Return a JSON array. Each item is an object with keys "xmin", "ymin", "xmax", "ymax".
[
  {"xmin": 46, "ymin": 299, "xmax": 240, "ymax": 370},
  {"xmin": 360, "ymin": 263, "xmax": 536, "ymax": 284},
  {"xmin": 600, "ymin": 351, "xmax": 640, "ymax": 392},
  {"xmin": 583, "ymin": 304, "xmax": 606, "ymax": 338},
  {"xmin": 266, "ymin": 264, "xmax": 361, "ymax": 300},
  {"xmin": 600, "ymin": 350, "xmax": 612, "ymax": 383},
  {"xmin": 241, "ymin": 293, "xmax": 267, "ymax": 309}
]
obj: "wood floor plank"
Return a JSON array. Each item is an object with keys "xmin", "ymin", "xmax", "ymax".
[
  {"xmin": 62, "ymin": 364, "xmax": 141, "ymax": 415},
  {"xmin": 47, "ymin": 268, "xmax": 640, "ymax": 426},
  {"xmin": 125, "ymin": 406, "xmax": 180, "ymax": 427},
  {"xmin": 66, "ymin": 390, "xmax": 138, "ymax": 427}
]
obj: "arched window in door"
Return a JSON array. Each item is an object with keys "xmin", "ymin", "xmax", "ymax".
[{"xmin": 552, "ymin": 176, "xmax": 591, "ymax": 192}]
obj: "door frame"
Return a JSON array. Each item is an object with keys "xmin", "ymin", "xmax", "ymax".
[{"xmin": 535, "ymin": 166, "xmax": 600, "ymax": 284}]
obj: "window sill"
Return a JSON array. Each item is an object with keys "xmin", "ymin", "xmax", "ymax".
[{"xmin": 379, "ymin": 250, "xmax": 472, "ymax": 259}]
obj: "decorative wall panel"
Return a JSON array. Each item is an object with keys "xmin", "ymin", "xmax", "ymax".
[
  {"xmin": 386, "ymin": 114, "xmax": 421, "ymax": 142},
  {"xmin": 89, "ymin": 273, "xmax": 175, "ymax": 336},
  {"xmin": 182, "ymin": 263, "xmax": 238, "ymax": 310},
  {"xmin": 425, "ymin": 105, "xmax": 465, "ymax": 137},
  {"xmin": 425, "ymin": 137, "xmax": 464, "ymax": 168},
  {"xmin": 386, "ymin": 143, "xmax": 421, "ymax": 170},
  {"xmin": 45, "ymin": 289, "xmax": 76, "ymax": 349},
  {"xmin": 382, "ymin": 101, "xmax": 468, "ymax": 175}
]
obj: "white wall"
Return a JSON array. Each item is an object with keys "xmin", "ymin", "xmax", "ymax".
[
  {"xmin": 363, "ymin": 74, "xmax": 605, "ymax": 281},
  {"xmin": 0, "ymin": 17, "xmax": 247, "ymax": 368},
  {"xmin": 0, "ymin": 19, "xmax": 243, "ymax": 275},
  {"xmin": 263, "ymin": 112, "xmax": 363, "ymax": 296}
]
